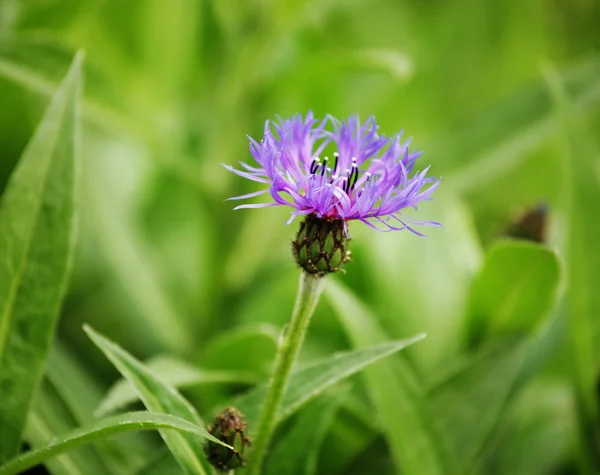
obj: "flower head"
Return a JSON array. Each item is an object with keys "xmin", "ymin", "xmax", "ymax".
[{"xmin": 225, "ymin": 112, "xmax": 440, "ymax": 235}]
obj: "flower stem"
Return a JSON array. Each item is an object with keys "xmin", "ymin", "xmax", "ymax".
[{"xmin": 247, "ymin": 272, "xmax": 325, "ymax": 475}]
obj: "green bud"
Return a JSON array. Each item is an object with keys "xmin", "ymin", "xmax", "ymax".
[
  {"xmin": 205, "ymin": 407, "xmax": 251, "ymax": 471},
  {"xmin": 292, "ymin": 214, "xmax": 350, "ymax": 276}
]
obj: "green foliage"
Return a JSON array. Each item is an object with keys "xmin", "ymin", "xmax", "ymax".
[
  {"xmin": 0, "ymin": 51, "xmax": 81, "ymax": 462},
  {"xmin": 234, "ymin": 336, "xmax": 425, "ymax": 426},
  {"xmin": 264, "ymin": 390, "xmax": 346, "ymax": 475},
  {"xmin": 326, "ymin": 280, "xmax": 451, "ymax": 475},
  {"xmin": 546, "ymin": 66, "xmax": 600, "ymax": 466},
  {"xmin": 0, "ymin": 0, "xmax": 599, "ymax": 473},
  {"xmin": 84, "ymin": 326, "xmax": 217, "ymax": 475},
  {"xmin": 0, "ymin": 411, "xmax": 223, "ymax": 475},
  {"xmin": 466, "ymin": 241, "xmax": 560, "ymax": 344},
  {"xmin": 97, "ymin": 355, "xmax": 259, "ymax": 417}
]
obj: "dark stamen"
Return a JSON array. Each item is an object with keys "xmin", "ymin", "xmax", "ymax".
[
  {"xmin": 310, "ymin": 158, "xmax": 320, "ymax": 175},
  {"xmin": 320, "ymin": 157, "xmax": 329, "ymax": 176},
  {"xmin": 349, "ymin": 165, "xmax": 359, "ymax": 191},
  {"xmin": 348, "ymin": 157, "xmax": 358, "ymax": 190},
  {"xmin": 332, "ymin": 152, "xmax": 339, "ymax": 173}
]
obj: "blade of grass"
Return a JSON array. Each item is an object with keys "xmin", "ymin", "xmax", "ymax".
[
  {"xmin": 97, "ymin": 355, "xmax": 259, "ymax": 417},
  {"xmin": 24, "ymin": 381, "xmax": 108, "ymax": 475},
  {"xmin": 0, "ymin": 51, "xmax": 82, "ymax": 462},
  {"xmin": 0, "ymin": 412, "xmax": 228, "ymax": 475},
  {"xmin": 84, "ymin": 326, "xmax": 219, "ymax": 475},
  {"xmin": 325, "ymin": 280, "xmax": 451, "ymax": 475},
  {"xmin": 545, "ymin": 64, "xmax": 600, "ymax": 470},
  {"xmin": 234, "ymin": 336, "xmax": 425, "ymax": 428},
  {"xmin": 46, "ymin": 342, "xmax": 151, "ymax": 472}
]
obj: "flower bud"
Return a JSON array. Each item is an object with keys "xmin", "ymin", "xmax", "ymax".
[
  {"xmin": 205, "ymin": 407, "xmax": 251, "ymax": 471},
  {"xmin": 292, "ymin": 214, "xmax": 350, "ymax": 276},
  {"xmin": 505, "ymin": 204, "xmax": 548, "ymax": 243}
]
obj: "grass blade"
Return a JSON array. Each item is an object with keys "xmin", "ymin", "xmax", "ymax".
[
  {"xmin": 24, "ymin": 381, "xmax": 108, "ymax": 475},
  {"xmin": 234, "ymin": 336, "xmax": 425, "ymax": 429},
  {"xmin": 325, "ymin": 279, "xmax": 451, "ymax": 475},
  {"xmin": 432, "ymin": 242, "xmax": 562, "ymax": 472},
  {"xmin": 84, "ymin": 326, "xmax": 219, "ymax": 475},
  {"xmin": 97, "ymin": 355, "xmax": 259, "ymax": 417},
  {"xmin": 0, "ymin": 412, "xmax": 227, "ymax": 475},
  {"xmin": 0, "ymin": 51, "xmax": 82, "ymax": 461},
  {"xmin": 545, "ymin": 65, "xmax": 600, "ymax": 468},
  {"xmin": 46, "ymin": 343, "xmax": 151, "ymax": 473}
]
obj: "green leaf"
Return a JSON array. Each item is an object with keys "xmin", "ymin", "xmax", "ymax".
[
  {"xmin": 466, "ymin": 241, "xmax": 561, "ymax": 345},
  {"xmin": 325, "ymin": 279, "xmax": 451, "ymax": 475},
  {"xmin": 431, "ymin": 341, "xmax": 527, "ymax": 471},
  {"xmin": 545, "ymin": 65, "xmax": 600, "ymax": 463},
  {"xmin": 0, "ymin": 51, "xmax": 82, "ymax": 462},
  {"xmin": 84, "ymin": 326, "xmax": 219, "ymax": 475},
  {"xmin": 97, "ymin": 355, "xmax": 260, "ymax": 417},
  {"xmin": 428, "ymin": 241, "xmax": 562, "ymax": 472},
  {"xmin": 234, "ymin": 333, "xmax": 425, "ymax": 431},
  {"xmin": 264, "ymin": 390, "xmax": 346, "ymax": 475},
  {"xmin": 25, "ymin": 380, "xmax": 108, "ymax": 475},
  {"xmin": 357, "ymin": 197, "xmax": 482, "ymax": 374},
  {"xmin": 46, "ymin": 343, "xmax": 151, "ymax": 473},
  {"xmin": 431, "ymin": 312, "xmax": 564, "ymax": 472},
  {"xmin": 475, "ymin": 380, "xmax": 574, "ymax": 475},
  {"xmin": 0, "ymin": 411, "xmax": 228, "ymax": 475}
]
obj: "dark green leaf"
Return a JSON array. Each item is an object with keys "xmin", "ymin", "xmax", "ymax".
[{"xmin": 264, "ymin": 390, "xmax": 346, "ymax": 475}]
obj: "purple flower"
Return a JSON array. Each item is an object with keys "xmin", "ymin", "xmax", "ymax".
[{"xmin": 224, "ymin": 113, "xmax": 441, "ymax": 235}]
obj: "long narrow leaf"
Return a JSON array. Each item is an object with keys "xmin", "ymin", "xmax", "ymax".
[
  {"xmin": 97, "ymin": 355, "xmax": 258, "ymax": 417},
  {"xmin": 234, "ymin": 336, "xmax": 425, "ymax": 428},
  {"xmin": 325, "ymin": 279, "xmax": 451, "ymax": 475},
  {"xmin": 545, "ymin": 65, "xmax": 600, "ymax": 464},
  {"xmin": 0, "ymin": 412, "xmax": 227, "ymax": 475},
  {"xmin": 84, "ymin": 326, "xmax": 219, "ymax": 475},
  {"xmin": 24, "ymin": 381, "xmax": 108, "ymax": 475},
  {"xmin": 0, "ymin": 51, "xmax": 82, "ymax": 462},
  {"xmin": 46, "ymin": 343, "xmax": 150, "ymax": 473}
]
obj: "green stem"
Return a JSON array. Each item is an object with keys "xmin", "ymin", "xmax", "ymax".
[{"xmin": 247, "ymin": 272, "xmax": 325, "ymax": 475}]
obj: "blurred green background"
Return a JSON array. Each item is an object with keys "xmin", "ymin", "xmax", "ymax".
[{"xmin": 1, "ymin": 0, "xmax": 600, "ymax": 474}]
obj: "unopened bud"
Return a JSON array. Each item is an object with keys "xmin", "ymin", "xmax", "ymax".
[
  {"xmin": 505, "ymin": 204, "xmax": 548, "ymax": 243},
  {"xmin": 205, "ymin": 407, "xmax": 251, "ymax": 471}
]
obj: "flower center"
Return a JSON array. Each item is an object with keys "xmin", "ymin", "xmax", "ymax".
[{"xmin": 309, "ymin": 152, "xmax": 369, "ymax": 195}]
